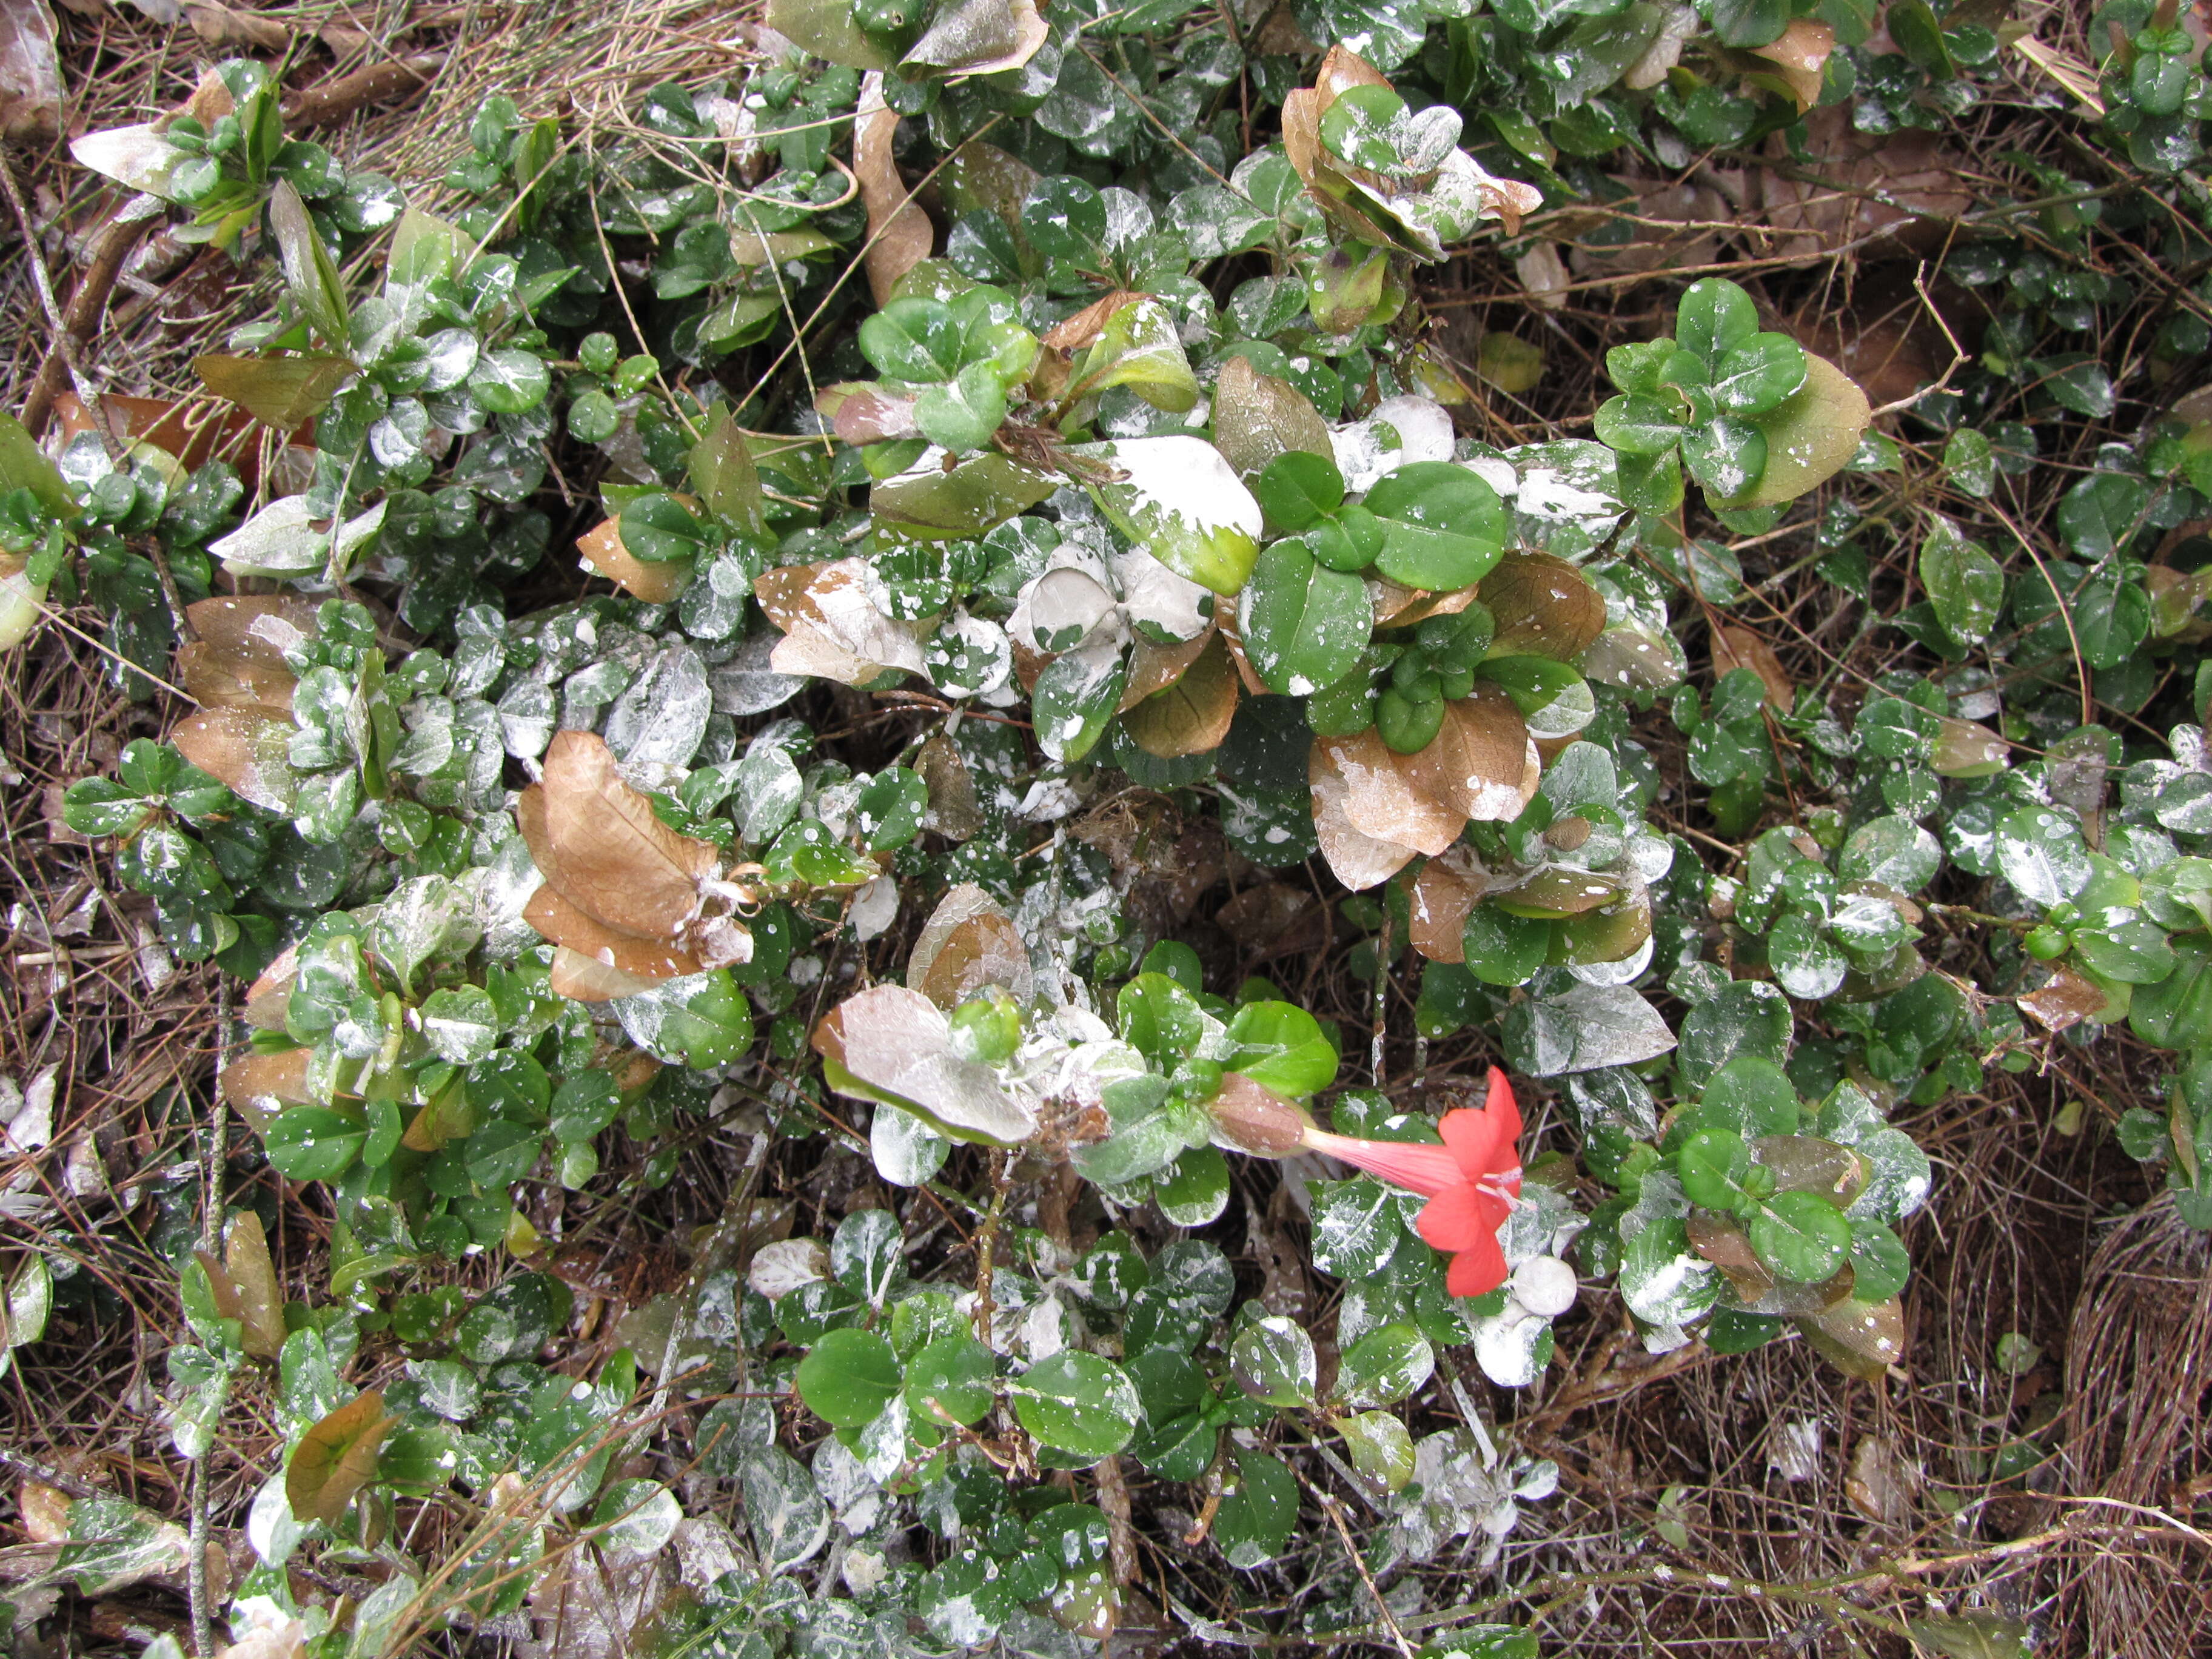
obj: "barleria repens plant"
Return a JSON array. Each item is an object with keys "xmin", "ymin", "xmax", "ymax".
[{"xmin": 22, "ymin": 0, "xmax": 2212, "ymax": 1651}]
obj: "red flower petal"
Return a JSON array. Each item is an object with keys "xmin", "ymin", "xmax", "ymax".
[
  {"xmin": 1438, "ymin": 1105, "xmax": 1509, "ymax": 1182},
  {"xmin": 1446, "ymin": 1232, "xmax": 1508, "ymax": 1298},
  {"xmin": 1413, "ymin": 1182, "xmax": 1490, "ymax": 1253},
  {"xmin": 1302, "ymin": 1130, "xmax": 1463, "ymax": 1199}
]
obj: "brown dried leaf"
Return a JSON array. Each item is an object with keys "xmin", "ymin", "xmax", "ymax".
[
  {"xmin": 1479, "ymin": 554, "xmax": 1607, "ymax": 662},
  {"xmin": 757, "ymin": 558, "xmax": 928, "ymax": 683},
  {"xmin": 524, "ymin": 883, "xmax": 702, "ymax": 980},
  {"xmin": 2017, "ymin": 968, "xmax": 2108, "ymax": 1033},
  {"xmin": 856, "ymin": 72, "xmax": 933, "ymax": 306},
  {"xmin": 1309, "ymin": 747, "xmax": 1422, "ymax": 892},
  {"xmin": 170, "ymin": 708, "xmax": 296, "ymax": 814},
  {"xmin": 1749, "ymin": 18, "xmax": 1835, "ymax": 110},
  {"xmin": 578, "ymin": 515, "xmax": 689, "ymax": 604},
  {"xmin": 518, "ymin": 731, "xmax": 718, "ymax": 941},
  {"xmin": 916, "ymin": 731, "xmax": 983, "ymax": 842},
  {"xmin": 1310, "ymin": 726, "xmax": 1467, "ymax": 890},
  {"xmin": 547, "ymin": 948, "xmax": 666, "ymax": 1004},
  {"xmin": 217, "ymin": 1047, "xmax": 312, "ymax": 1133},
  {"xmin": 1212, "ymin": 356, "xmax": 1334, "ymax": 481},
  {"xmin": 19, "ymin": 1480, "xmax": 69, "ymax": 1543},
  {"xmin": 908, "ymin": 883, "xmax": 1032, "ymax": 1008},
  {"xmin": 0, "ymin": 0, "xmax": 61, "ymax": 139},
  {"xmin": 1121, "ymin": 632, "xmax": 1239, "ymax": 758},
  {"xmin": 1402, "ymin": 686, "xmax": 1539, "ymax": 824},
  {"xmin": 1751, "ymin": 109, "xmax": 1973, "ymax": 260},
  {"xmin": 1407, "ymin": 848, "xmax": 1486, "ymax": 964},
  {"xmin": 1042, "ymin": 290, "xmax": 1153, "ymax": 356},
  {"xmin": 1843, "ymin": 1435, "xmax": 1917, "ymax": 1526},
  {"xmin": 286, "ymin": 1389, "xmax": 396, "ymax": 1527},
  {"xmin": 1712, "ymin": 625, "xmax": 1792, "ymax": 708},
  {"xmin": 176, "ymin": 595, "xmax": 315, "ymax": 715}
]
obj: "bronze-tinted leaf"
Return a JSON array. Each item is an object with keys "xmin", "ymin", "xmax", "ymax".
[
  {"xmin": 1685, "ymin": 1212, "xmax": 1774, "ymax": 1301},
  {"xmin": 577, "ymin": 515, "xmax": 689, "ymax": 604},
  {"xmin": 901, "ymin": 0, "xmax": 1048, "ymax": 78},
  {"xmin": 855, "ymin": 72, "xmax": 933, "ymax": 305},
  {"xmin": 1480, "ymin": 554, "xmax": 1607, "ymax": 662},
  {"xmin": 518, "ymin": 731, "xmax": 718, "ymax": 940},
  {"xmin": 1119, "ymin": 628, "xmax": 1214, "ymax": 711},
  {"xmin": 1402, "ymin": 688, "xmax": 1538, "ymax": 824},
  {"xmin": 1492, "ymin": 865, "xmax": 1627, "ymax": 917},
  {"xmin": 1754, "ymin": 1135, "xmax": 1868, "ymax": 1205},
  {"xmin": 547, "ymin": 947, "xmax": 668, "ymax": 1004},
  {"xmin": 908, "ymin": 884, "xmax": 1032, "ymax": 1008},
  {"xmin": 193, "ymin": 353, "xmax": 352, "ymax": 431},
  {"xmin": 221, "ymin": 1211, "xmax": 286, "ymax": 1359},
  {"xmin": 1798, "ymin": 1295, "xmax": 1905, "ymax": 1381},
  {"xmin": 818, "ymin": 381, "xmax": 922, "ymax": 446},
  {"xmin": 400, "ymin": 1072, "xmax": 475, "ymax": 1151},
  {"xmin": 170, "ymin": 708, "xmax": 297, "ymax": 813},
  {"xmin": 523, "ymin": 883, "xmax": 702, "ymax": 979},
  {"xmin": 1212, "ymin": 356, "xmax": 1332, "ymax": 481},
  {"xmin": 286, "ymin": 1389, "xmax": 397, "ymax": 1527},
  {"xmin": 1558, "ymin": 891, "xmax": 1653, "ymax": 964},
  {"xmin": 217, "ymin": 1047, "xmax": 313, "ymax": 1132},
  {"xmin": 1749, "ymin": 17, "xmax": 1835, "ymax": 110},
  {"xmin": 690, "ymin": 407, "xmax": 765, "ymax": 535},
  {"xmin": 1407, "ymin": 848, "xmax": 1486, "ymax": 964},
  {"xmin": 1712, "ymin": 625, "xmax": 1792, "ymax": 708},
  {"xmin": 244, "ymin": 942, "xmax": 298, "ymax": 1030},
  {"xmin": 1042, "ymin": 289, "xmax": 1153, "ymax": 357},
  {"xmin": 1121, "ymin": 632, "xmax": 1239, "ymax": 758}
]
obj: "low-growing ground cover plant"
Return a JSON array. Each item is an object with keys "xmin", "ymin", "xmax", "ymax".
[{"xmin": 6, "ymin": 0, "xmax": 2212, "ymax": 1653}]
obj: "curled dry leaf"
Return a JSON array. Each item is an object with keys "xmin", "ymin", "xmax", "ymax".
[
  {"xmin": 908, "ymin": 883, "xmax": 1032, "ymax": 1008},
  {"xmin": 1712, "ymin": 625, "xmax": 1792, "ymax": 708},
  {"xmin": 1121, "ymin": 632, "xmax": 1239, "ymax": 759},
  {"xmin": 1368, "ymin": 575, "xmax": 1483, "ymax": 631},
  {"xmin": 286, "ymin": 1389, "xmax": 397, "ymax": 1527},
  {"xmin": 1407, "ymin": 846, "xmax": 1487, "ymax": 964},
  {"xmin": 1480, "ymin": 554, "xmax": 1607, "ymax": 662},
  {"xmin": 517, "ymin": 731, "xmax": 733, "ymax": 997},
  {"xmin": 1212, "ymin": 355, "xmax": 1333, "ymax": 481},
  {"xmin": 170, "ymin": 708, "xmax": 297, "ymax": 813},
  {"xmin": 176, "ymin": 595, "xmax": 317, "ymax": 716},
  {"xmin": 578, "ymin": 514, "xmax": 689, "ymax": 605},
  {"xmin": 756, "ymin": 558, "xmax": 930, "ymax": 684},
  {"xmin": 855, "ymin": 72, "xmax": 933, "ymax": 306},
  {"xmin": 814, "ymin": 983, "xmax": 1036, "ymax": 1144}
]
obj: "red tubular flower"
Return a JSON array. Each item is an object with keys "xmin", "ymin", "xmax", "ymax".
[{"xmin": 1301, "ymin": 1067, "xmax": 1523, "ymax": 1297}]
